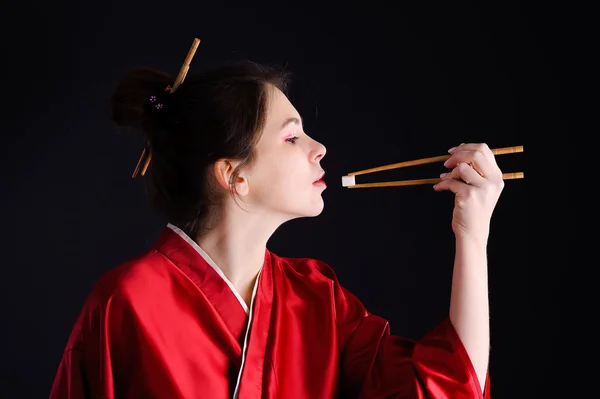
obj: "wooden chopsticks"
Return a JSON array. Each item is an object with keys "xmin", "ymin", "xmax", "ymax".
[{"xmin": 342, "ymin": 145, "xmax": 524, "ymax": 188}]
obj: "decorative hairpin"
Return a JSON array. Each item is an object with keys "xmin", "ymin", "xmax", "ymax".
[
  {"xmin": 148, "ymin": 94, "xmax": 163, "ymax": 109},
  {"xmin": 132, "ymin": 37, "xmax": 201, "ymax": 178},
  {"xmin": 147, "ymin": 84, "xmax": 174, "ymax": 109}
]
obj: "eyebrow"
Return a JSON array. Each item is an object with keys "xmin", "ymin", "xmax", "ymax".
[{"xmin": 280, "ymin": 117, "xmax": 302, "ymax": 130}]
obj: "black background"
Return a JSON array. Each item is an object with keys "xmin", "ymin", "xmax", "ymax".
[{"xmin": 2, "ymin": 1, "xmax": 570, "ymax": 398}]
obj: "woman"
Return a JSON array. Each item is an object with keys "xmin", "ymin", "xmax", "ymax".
[{"xmin": 50, "ymin": 59, "xmax": 500, "ymax": 398}]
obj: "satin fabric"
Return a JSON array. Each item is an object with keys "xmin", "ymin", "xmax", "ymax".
[{"xmin": 50, "ymin": 225, "xmax": 491, "ymax": 398}]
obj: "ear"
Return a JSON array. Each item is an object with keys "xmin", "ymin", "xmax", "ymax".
[{"xmin": 213, "ymin": 159, "xmax": 250, "ymax": 197}]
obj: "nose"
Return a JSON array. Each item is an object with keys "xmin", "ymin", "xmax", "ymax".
[{"xmin": 311, "ymin": 140, "xmax": 326, "ymax": 163}]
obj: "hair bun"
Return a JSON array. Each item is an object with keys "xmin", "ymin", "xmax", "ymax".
[{"xmin": 110, "ymin": 67, "xmax": 173, "ymax": 132}]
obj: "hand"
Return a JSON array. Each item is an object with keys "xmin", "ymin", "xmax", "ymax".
[{"xmin": 433, "ymin": 143, "xmax": 504, "ymax": 244}]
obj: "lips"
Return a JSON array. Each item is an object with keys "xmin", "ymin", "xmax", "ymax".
[
  {"xmin": 314, "ymin": 170, "xmax": 325, "ymax": 183},
  {"xmin": 313, "ymin": 170, "xmax": 326, "ymax": 186}
]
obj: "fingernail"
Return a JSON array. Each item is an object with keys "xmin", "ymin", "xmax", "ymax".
[
  {"xmin": 443, "ymin": 160, "xmax": 450, "ymax": 166},
  {"xmin": 440, "ymin": 173, "xmax": 447, "ymax": 178},
  {"xmin": 448, "ymin": 147, "xmax": 456, "ymax": 153}
]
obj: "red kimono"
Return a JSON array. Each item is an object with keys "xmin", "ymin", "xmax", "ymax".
[{"xmin": 50, "ymin": 224, "xmax": 490, "ymax": 398}]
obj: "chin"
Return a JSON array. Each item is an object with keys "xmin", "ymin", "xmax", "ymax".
[
  {"xmin": 306, "ymin": 198, "xmax": 325, "ymax": 217},
  {"xmin": 280, "ymin": 193, "xmax": 325, "ymax": 219},
  {"xmin": 305, "ymin": 209, "xmax": 324, "ymax": 218},
  {"xmin": 286, "ymin": 201, "xmax": 325, "ymax": 220}
]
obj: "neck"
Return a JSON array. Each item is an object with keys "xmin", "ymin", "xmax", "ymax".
[{"xmin": 195, "ymin": 203, "xmax": 285, "ymax": 306}]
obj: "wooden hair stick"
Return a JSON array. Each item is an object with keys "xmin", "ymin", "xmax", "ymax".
[{"xmin": 132, "ymin": 37, "xmax": 201, "ymax": 178}]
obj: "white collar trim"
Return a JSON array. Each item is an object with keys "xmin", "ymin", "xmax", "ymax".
[{"xmin": 166, "ymin": 223, "xmax": 257, "ymax": 314}]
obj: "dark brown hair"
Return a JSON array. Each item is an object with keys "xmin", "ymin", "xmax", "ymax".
[{"xmin": 110, "ymin": 60, "xmax": 291, "ymax": 237}]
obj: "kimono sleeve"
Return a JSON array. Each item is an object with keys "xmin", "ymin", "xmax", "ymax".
[
  {"xmin": 336, "ymin": 285, "xmax": 491, "ymax": 399},
  {"xmin": 49, "ymin": 293, "xmax": 136, "ymax": 399},
  {"xmin": 50, "ymin": 346, "xmax": 88, "ymax": 399}
]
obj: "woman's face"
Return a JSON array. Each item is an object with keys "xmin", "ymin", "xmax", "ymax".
[{"xmin": 243, "ymin": 86, "xmax": 327, "ymax": 220}]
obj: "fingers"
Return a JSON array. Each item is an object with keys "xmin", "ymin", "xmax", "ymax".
[
  {"xmin": 434, "ymin": 162, "xmax": 484, "ymax": 193},
  {"xmin": 444, "ymin": 143, "xmax": 502, "ymax": 181},
  {"xmin": 448, "ymin": 143, "xmax": 495, "ymax": 160},
  {"xmin": 445, "ymin": 162, "xmax": 485, "ymax": 186},
  {"xmin": 433, "ymin": 142, "xmax": 503, "ymax": 193},
  {"xmin": 433, "ymin": 175, "xmax": 465, "ymax": 194}
]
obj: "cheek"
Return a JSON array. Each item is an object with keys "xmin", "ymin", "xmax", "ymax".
[
  {"xmin": 264, "ymin": 152, "xmax": 301, "ymax": 177},
  {"xmin": 250, "ymin": 146, "xmax": 309, "ymax": 193},
  {"xmin": 271, "ymin": 164, "xmax": 299, "ymax": 191},
  {"xmin": 250, "ymin": 156, "xmax": 291, "ymax": 191}
]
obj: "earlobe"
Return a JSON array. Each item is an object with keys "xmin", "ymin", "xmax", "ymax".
[{"xmin": 233, "ymin": 170, "xmax": 250, "ymax": 197}]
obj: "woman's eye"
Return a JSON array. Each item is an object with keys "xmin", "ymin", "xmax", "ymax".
[{"xmin": 286, "ymin": 136, "xmax": 299, "ymax": 144}]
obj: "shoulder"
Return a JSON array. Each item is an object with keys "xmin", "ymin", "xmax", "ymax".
[
  {"xmin": 269, "ymin": 251, "xmax": 363, "ymax": 305},
  {"xmin": 270, "ymin": 251, "xmax": 340, "ymax": 283},
  {"xmin": 60, "ymin": 250, "xmax": 176, "ymax": 348},
  {"xmin": 83, "ymin": 249, "xmax": 182, "ymax": 310},
  {"xmin": 269, "ymin": 251, "xmax": 371, "ymax": 330}
]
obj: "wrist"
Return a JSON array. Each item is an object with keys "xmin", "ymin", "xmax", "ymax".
[{"xmin": 455, "ymin": 235, "xmax": 488, "ymax": 252}]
